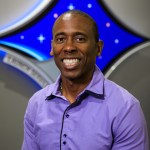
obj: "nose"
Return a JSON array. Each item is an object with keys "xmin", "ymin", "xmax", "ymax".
[{"xmin": 63, "ymin": 38, "xmax": 77, "ymax": 54}]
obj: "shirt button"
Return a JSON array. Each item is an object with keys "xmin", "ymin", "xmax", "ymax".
[
  {"xmin": 63, "ymin": 134, "xmax": 67, "ymax": 137},
  {"xmin": 63, "ymin": 141, "xmax": 66, "ymax": 145},
  {"xmin": 66, "ymin": 114, "xmax": 69, "ymax": 118}
]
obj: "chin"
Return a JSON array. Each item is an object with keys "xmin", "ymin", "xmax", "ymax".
[{"xmin": 62, "ymin": 71, "xmax": 81, "ymax": 80}]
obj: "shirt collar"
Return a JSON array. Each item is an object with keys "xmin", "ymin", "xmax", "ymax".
[
  {"xmin": 45, "ymin": 74, "xmax": 61, "ymax": 97},
  {"xmin": 46, "ymin": 65, "xmax": 104, "ymax": 100},
  {"xmin": 85, "ymin": 65, "xmax": 104, "ymax": 95}
]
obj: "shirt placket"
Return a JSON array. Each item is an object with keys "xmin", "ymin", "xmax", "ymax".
[
  {"xmin": 60, "ymin": 97, "xmax": 84, "ymax": 150},
  {"xmin": 60, "ymin": 108, "xmax": 71, "ymax": 150}
]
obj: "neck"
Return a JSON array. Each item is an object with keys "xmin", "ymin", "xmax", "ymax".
[{"xmin": 60, "ymin": 75, "xmax": 93, "ymax": 104}]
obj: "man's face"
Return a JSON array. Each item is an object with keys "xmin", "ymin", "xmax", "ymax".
[{"xmin": 51, "ymin": 13, "xmax": 102, "ymax": 81}]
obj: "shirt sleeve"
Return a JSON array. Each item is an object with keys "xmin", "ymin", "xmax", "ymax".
[
  {"xmin": 111, "ymin": 98, "xmax": 149, "ymax": 150},
  {"xmin": 21, "ymin": 97, "xmax": 40, "ymax": 150}
]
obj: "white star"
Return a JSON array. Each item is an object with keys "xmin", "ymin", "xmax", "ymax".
[
  {"xmin": 68, "ymin": 3, "xmax": 75, "ymax": 10},
  {"xmin": 114, "ymin": 39, "xmax": 119, "ymax": 44},
  {"xmin": 37, "ymin": 34, "xmax": 46, "ymax": 43},
  {"xmin": 87, "ymin": 3, "xmax": 92, "ymax": 8},
  {"xmin": 20, "ymin": 35, "xmax": 24, "ymax": 39}
]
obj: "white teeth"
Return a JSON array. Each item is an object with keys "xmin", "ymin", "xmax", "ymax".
[{"xmin": 63, "ymin": 59, "xmax": 79, "ymax": 65}]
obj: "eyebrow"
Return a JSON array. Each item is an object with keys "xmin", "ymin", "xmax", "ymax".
[
  {"xmin": 54, "ymin": 32, "xmax": 66, "ymax": 37},
  {"xmin": 54, "ymin": 32, "xmax": 87, "ymax": 37},
  {"xmin": 74, "ymin": 32, "xmax": 87, "ymax": 37}
]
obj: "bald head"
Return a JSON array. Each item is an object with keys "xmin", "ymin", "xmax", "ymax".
[{"xmin": 53, "ymin": 10, "xmax": 99, "ymax": 42}]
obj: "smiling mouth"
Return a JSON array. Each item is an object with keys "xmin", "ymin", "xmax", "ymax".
[{"xmin": 62, "ymin": 58, "xmax": 80, "ymax": 68}]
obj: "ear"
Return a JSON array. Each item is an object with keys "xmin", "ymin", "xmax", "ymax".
[
  {"xmin": 50, "ymin": 40, "xmax": 54, "ymax": 56},
  {"xmin": 97, "ymin": 40, "xmax": 103, "ymax": 56},
  {"xmin": 50, "ymin": 48, "xmax": 53, "ymax": 56}
]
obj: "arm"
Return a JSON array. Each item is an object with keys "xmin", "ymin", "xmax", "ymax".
[
  {"xmin": 21, "ymin": 98, "xmax": 39, "ymax": 150},
  {"xmin": 112, "ymin": 99, "xmax": 149, "ymax": 150}
]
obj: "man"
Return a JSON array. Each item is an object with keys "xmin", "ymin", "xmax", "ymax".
[{"xmin": 22, "ymin": 10, "xmax": 149, "ymax": 150}]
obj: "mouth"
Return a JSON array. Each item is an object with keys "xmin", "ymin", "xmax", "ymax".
[{"xmin": 62, "ymin": 58, "xmax": 80, "ymax": 69}]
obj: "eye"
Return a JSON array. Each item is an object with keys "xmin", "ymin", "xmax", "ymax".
[
  {"xmin": 75, "ymin": 35, "xmax": 86, "ymax": 43},
  {"xmin": 55, "ymin": 35, "xmax": 66, "ymax": 44},
  {"xmin": 57, "ymin": 38, "xmax": 65, "ymax": 43}
]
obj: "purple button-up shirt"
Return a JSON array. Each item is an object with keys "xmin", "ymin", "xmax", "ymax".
[{"xmin": 22, "ymin": 66, "xmax": 149, "ymax": 150}]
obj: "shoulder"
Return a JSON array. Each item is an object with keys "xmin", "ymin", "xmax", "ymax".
[
  {"xmin": 104, "ymin": 79, "xmax": 147, "ymax": 133},
  {"xmin": 26, "ymin": 83, "xmax": 55, "ymax": 111},
  {"xmin": 103, "ymin": 78, "xmax": 141, "ymax": 119},
  {"xmin": 104, "ymin": 78, "xmax": 138, "ymax": 104},
  {"xmin": 24, "ymin": 84, "xmax": 55, "ymax": 120},
  {"xmin": 32, "ymin": 85, "xmax": 51, "ymax": 98},
  {"xmin": 104, "ymin": 80, "xmax": 148, "ymax": 149}
]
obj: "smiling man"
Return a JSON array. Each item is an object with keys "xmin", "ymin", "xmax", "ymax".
[
  {"xmin": 22, "ymin": 10, "xmax": 149, "ymax": 150},
  {"xmin": 50, "ymin": 10, "xmax": 102, "ymax": 104}
]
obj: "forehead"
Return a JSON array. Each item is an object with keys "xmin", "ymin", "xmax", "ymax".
[{"xmin": 53, "ymin": 13, "xmax": 93, "ymax": 34}]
